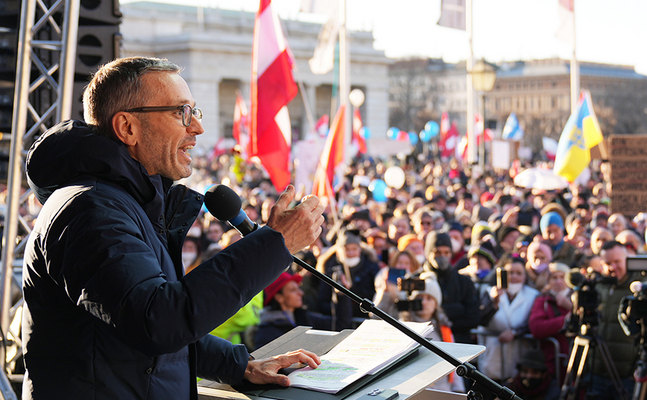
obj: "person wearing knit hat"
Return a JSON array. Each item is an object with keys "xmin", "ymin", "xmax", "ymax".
[
  {"xmin": 540, "ymin": 211, "xmax": 576, "ymax": 267},
  {"xmin": 424, "ymin": 231, "xmax": 453, "ymax": 262},
  {"xmin": 255, "ymin": 273, "xmax": 352, "ymax": 350},
  {"xmin": 528, "ymin": 262, "xmax": 574, "ymax": 385},
  {"xmin": 447, "ymin": 221, "xmax": 467, "ymax": 267},
  {"xmin": 496, "ymin": 226, "xmax": 520, "ymax": 257},
  {"xmin": 471, "ymin": 221, "xmax": 493, "ymax": 247},
  {"xmin": 409, "ymin": 272, "xmax": 443, "ymax": 307},
  {"xmin": 504, "ymin": 348, "xmax": 559, "ymax": 399},
  {"xmin": 316, "ymin": 228, "xmax": 380, "ymax": 319},
  {"xmin": 466, "ymin": 241, "xmax": 497, "ymax": 277},
  {"xmin": 422, "ymin": 231, "xmax": 480, "ymax": 345},
  {"xmin": 399, "ymin": 272, "xmax": 465, "ymax": 393},
  {"xmin": 397, "ymin": 234, "xmax": 426, "ymax": 267},
  {"xmin": 525, "ymin": 241, "xmax": 553, "ymax": 292}
]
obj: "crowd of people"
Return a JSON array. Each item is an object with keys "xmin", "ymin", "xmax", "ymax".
[
  {"xmin": 11, "ymin": 54, "xmax": 640, "ymax": 398},
  {"xmin": 181, "ymin": 150, "xmax": 644, "ymax": 399}
]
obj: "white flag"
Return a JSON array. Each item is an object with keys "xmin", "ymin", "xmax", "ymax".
[
  {"xmin": 555, "ymin": 0, "xmax": 574, "ymax": 45},
  {"xmin": 308, "ymin": 3, "xmax": 339, "ymax": 75},
  {"xmin": 437, "ymin": 0, "xmax": 466, "ymax": 31}
]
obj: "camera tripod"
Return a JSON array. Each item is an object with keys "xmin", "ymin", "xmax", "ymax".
[{"xmin": 560, "ymin": 324, "xmax": 628, "ymax": 400}]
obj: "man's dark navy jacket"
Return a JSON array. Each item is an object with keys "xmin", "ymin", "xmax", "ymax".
[{"xmin": 22, "ymin": 121, "xmax": 292, "ymax": 399}]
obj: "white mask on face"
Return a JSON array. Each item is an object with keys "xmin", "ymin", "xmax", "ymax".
[
  {"xmin": 188, "ymin": 227, "xmax": 202, "ymax": 238},
  {"xmin": 451, "ymin": 238, "xmax": 463, "ymax": 254},
  {"xmin": 506, "ymin": 282, "xmax": 524, "ymax": 296},
  {"xmin": 345, "ymin": 257, "xmax": 361, "ymax": 267},
  {"xmin": 415, "ymin": 254, "xmax": 426, "ymax": 265},
  {"xmin": 182, "ymin": 252, "xmax": 198, "ymax": 269}
]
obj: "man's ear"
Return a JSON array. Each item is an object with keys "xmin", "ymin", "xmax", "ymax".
[{"xmin": 112, "ymin": 111, "xmax": 140, "ymax": 146}]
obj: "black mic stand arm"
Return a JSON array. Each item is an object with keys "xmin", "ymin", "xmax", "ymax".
[{"xmin": 291, "ymin": 256, "xmax": 522, "ymax": 400}]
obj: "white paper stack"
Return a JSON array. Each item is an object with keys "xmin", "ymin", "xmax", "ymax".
[{"xmin": 288, "ymin": 319, "xmax": 434, "ymax": 393}]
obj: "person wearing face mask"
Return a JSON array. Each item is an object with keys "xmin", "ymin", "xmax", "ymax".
[
  {"xmin": 528, "ymin": 262, "xmax": 573, "ymax": 386},
  {"xmin": 462, "ymin": 240, "xmax": 498, "ymax": 294},
  {"xmin": 504, "ymin": 349, "xmax": 560, "ymax": 400},
  {"xmin": 182, "ymin": 236, "xmax": 202, "ymax": 273},
  {"xmin": 447, "ymin": 222, "xmax": 468, "ymax": 268},
  {"xmin": 397, "ymin": 234, "xmax": 427, "ymax": 269},
  {"xmin": 422, "ymin": 231, "xmax": 479, "ymax": 344},
  {"xmin": 316, "ymin": 230, "xmax": 380, "ymax": 319},
  {"xmin": 477, "ymin": 257, "xmax": 539, "ymax": 383},
  {"xmin": 525, "ymin": 241, "xmax": 553, "ymax": 292}
]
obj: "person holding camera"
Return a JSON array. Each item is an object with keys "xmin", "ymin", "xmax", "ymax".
[
  {"xmin": 399, "ymin": 272, "xmax": 465, "ymax": 393},
  {"xmin": 582, "ymin": 240, "xmax": 638, "ymax": 398},
  {"xmin": 372, "ymin": 250, "xmax": 421, "ymax": 319},
  {"xmin": 477, "ymin": 256, "xmax": 539, "ymax": 383}
]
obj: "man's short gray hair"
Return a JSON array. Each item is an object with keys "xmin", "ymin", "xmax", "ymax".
[{"xmin": 83, "ymin": 56, "xmax": 181, "ymax": 138}]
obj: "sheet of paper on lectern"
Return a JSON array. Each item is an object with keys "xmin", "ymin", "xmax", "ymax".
[{"xmin": 287, "ymin": 319, "xmax": 433, "ymax": 394}]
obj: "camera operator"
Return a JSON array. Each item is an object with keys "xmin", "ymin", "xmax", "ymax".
[{"xmin": 585, "ymin": 240, "xmax": 639, "ymax": 397}]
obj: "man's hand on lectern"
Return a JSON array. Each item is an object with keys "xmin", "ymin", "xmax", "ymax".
[{"xmin": 244, "ymin": 349, "xmax": 321, "ymax": 386}]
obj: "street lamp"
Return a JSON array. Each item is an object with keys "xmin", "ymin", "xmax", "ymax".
[
  {"xmin": 349, "ymin": 88, "xmax": 365, "ymax": 108},
  {"xmin": 470, "ymin": 60, "xmax": 496, "ymax": 171}
]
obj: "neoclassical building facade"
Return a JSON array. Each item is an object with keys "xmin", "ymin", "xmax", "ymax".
[{"xmin": 120, "ymin": 2, "xmax": 392, "ymax": 152}]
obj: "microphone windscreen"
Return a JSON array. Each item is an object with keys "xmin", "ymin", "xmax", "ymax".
[
  {"xmin": 204, "ymin": 185, "xmax": 242, "ymax": 222},
  {"xmin": 565, "ymin": 268, "xmax": 585, "ymax": 289}
]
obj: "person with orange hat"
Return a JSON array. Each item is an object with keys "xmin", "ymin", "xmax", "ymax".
[{"xmin": 254, "ymin": 273, "xmax": 351, "ymax": 350}]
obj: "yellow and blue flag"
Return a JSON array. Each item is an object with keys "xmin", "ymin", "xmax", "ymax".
[{"xmin": 553, "ymin": 91, "xmax": 603, "ymax": 182}]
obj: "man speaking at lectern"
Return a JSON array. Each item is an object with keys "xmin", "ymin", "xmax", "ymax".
[{"xmin": 21, "ymin": 57, "xmax": 323, "ymax": 400}]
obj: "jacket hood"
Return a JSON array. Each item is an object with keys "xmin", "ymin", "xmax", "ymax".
[{"xmin": 26, "ymin": 120, "xmax": 156, "ymax": 205}]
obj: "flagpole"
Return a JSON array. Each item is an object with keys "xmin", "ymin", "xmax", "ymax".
[
  {"xmin": 339, "ymin": 0, "xmax": 351, "ymax": 163},
  {"xmin": 570, "ymin": 0, "xmax": 579, "ymax": 113},
  {"xmin": 466, "ymin": 0, "xmax": 476, "ymax": 165},
  {"xmin": 297, "ymin": 80, "xmax": 317, "ymax": 134}
]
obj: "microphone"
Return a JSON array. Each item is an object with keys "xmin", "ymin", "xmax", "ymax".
[{"xmin": 204, "ymin": 185, "xmax": 258, "ymax": 236}]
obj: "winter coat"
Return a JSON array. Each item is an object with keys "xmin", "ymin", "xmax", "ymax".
[
  {"xmin": 254, "ymin": 297, "xmax": 352, "ymax": 350},
  {"xmin": 316, "ymin": 248, "xmax": 380, "ymax": 319},
  {"xmin": 587, "ymin": 273, "xmax": 639, "ymax": 379},
  {"xmin": 528, "ymin": 292, "xmax": 572, "ymax": 383},
  {"xmin": 477, "ymin": 285, "xmax": 539, "ymax": 381},
  {"xmin": 399, "ymin": 312, "xmax": 464, "ymax": 394},
  {"xmin": 421, "ymin": 263, "xmax": 480, "ymax": 344},
  {"xmin": 22, "ymin": 121, "xmax": 293, "ymax": 399}
]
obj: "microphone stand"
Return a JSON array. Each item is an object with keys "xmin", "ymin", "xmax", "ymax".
[{"xmin": 291, "ymin": 255, "xmax": 522, "ymax": 400}]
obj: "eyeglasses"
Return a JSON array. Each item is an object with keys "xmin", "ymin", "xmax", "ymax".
[{"xmin": 124, "ymin": 104, "xmax": 203, "ymax": 127}]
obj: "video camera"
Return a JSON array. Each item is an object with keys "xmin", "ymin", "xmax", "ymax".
[
  {"xmin": 617, "ymin": 256, "xmax": 647, "ymax": 337},
  {"xmin": 565, "ymin": 270, "xmax": 616, "ymax": 335},
  {"xmin": 395, "ymin": 277, "xmax": 426, "ymax": 312},
  {"xmin": 618, "ymin": 280, "xmax": 647, "ymax": 337}
]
